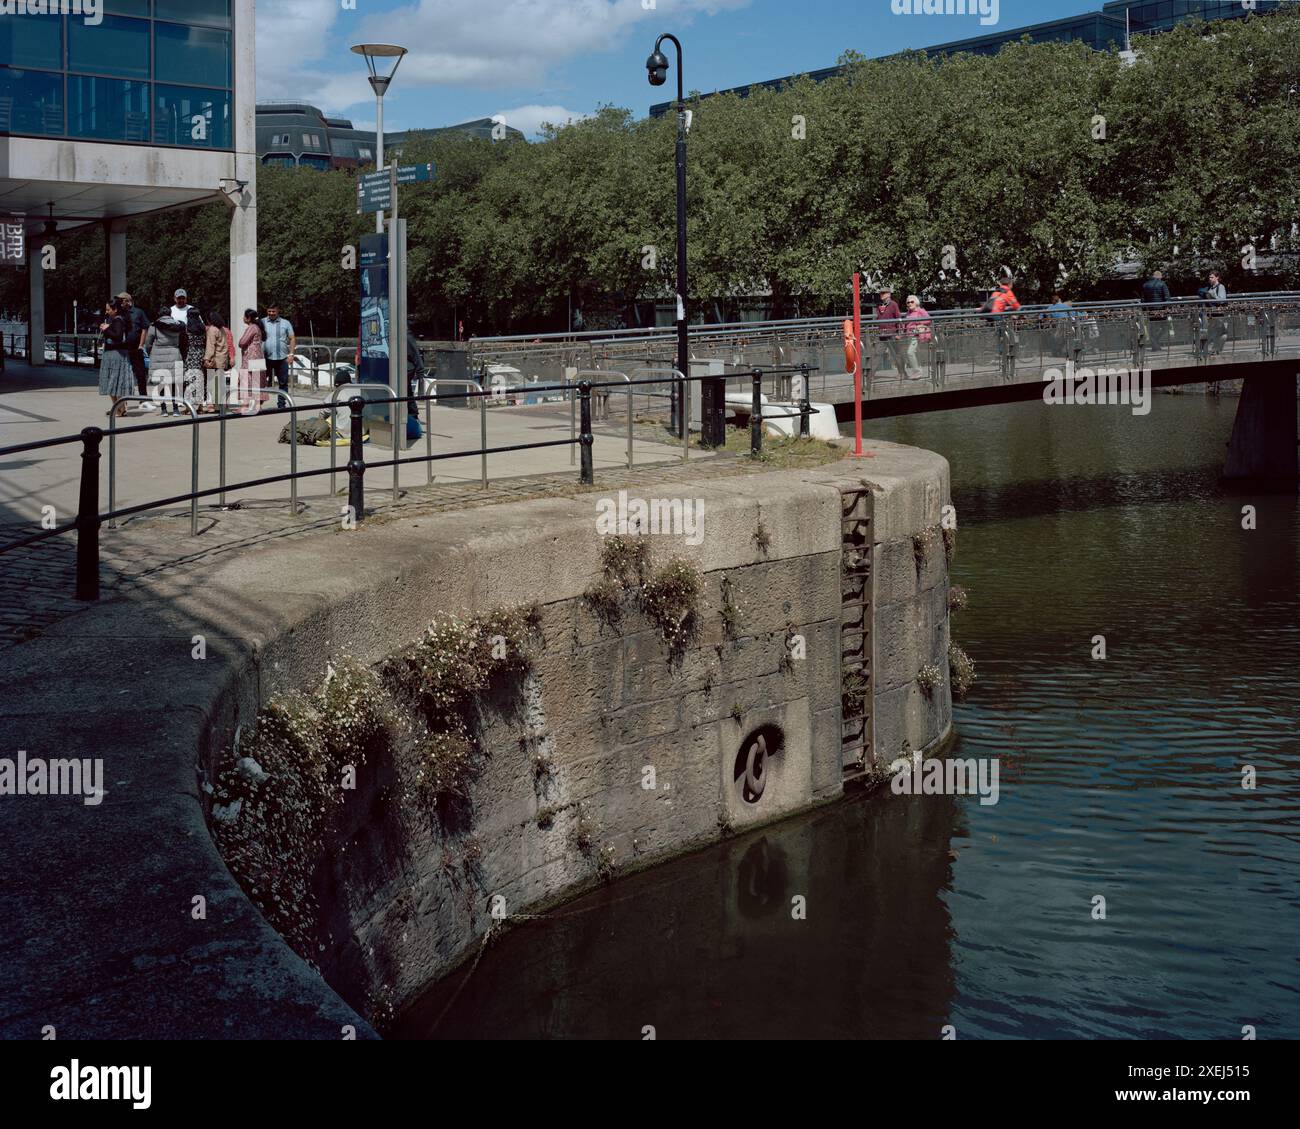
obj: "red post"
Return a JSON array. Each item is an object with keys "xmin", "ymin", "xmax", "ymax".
[{"xmin": 852, "ymin": 271, "xmax": 864, "ymax": 457}]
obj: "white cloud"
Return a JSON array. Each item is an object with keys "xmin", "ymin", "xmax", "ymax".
[
  {"xmin": 255, "ymin": 0, "xmax": 752, "ymax": 122},
  {"xmin": 353, "ymin": 0, "xmax": 751, "ymax": 89},
  {"xmin": 493, "ymin": 104, "xmax": 590, "ymax": 137},
  {"xmin": 254, "ymin": 0, "xmax": 346, "ymax": 103}
]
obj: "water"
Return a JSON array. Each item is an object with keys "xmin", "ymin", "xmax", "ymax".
[{"xmin": 398, "ymin": 395, "xmax": 1300, "ymax": 1040}]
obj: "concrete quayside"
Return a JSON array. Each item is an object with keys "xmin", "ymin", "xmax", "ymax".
[{"xmin": 0, "ymin": 438, "xmax": 956, "ymax": 1038}]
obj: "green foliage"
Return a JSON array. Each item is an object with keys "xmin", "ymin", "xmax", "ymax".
[{"xmin": 7, "ymin": 11, "xmax": 1298, "ymax": 332}]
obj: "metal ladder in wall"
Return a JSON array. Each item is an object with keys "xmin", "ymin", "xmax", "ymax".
[{"xmin": 840, "ymin": 486, "xmax": 873, "ymax": 787}]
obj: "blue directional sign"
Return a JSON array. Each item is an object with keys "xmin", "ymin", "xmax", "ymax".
[{"xmin": 356, "ymin": 163, "xmax": 436, "ymax": 214}]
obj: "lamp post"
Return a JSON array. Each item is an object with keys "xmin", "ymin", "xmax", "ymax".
[
  {"xmin": 647, "ymin": 33, "xmax": 710, "ymax": 443},
  {"xmin": 351, "ymin": 43, "xmax": 408, "ymax": 235}
]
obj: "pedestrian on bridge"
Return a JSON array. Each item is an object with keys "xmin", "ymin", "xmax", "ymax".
[
  {"xmin": 875, "ymin": 286, "xmax": 906, "ymax": 377},
  {"xmin": 903, "ymin": 295, "xmax": 932, "ymax": 381},
  {"xmin": 1205, "ymin": 271, "xmax": 1229, "ymax": 358},
  {"xmin": 1141, "ymin": 270, "xmax": 1172, "ymax": 309}
]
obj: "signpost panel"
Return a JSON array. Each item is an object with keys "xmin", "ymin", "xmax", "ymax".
[{"xmin": 1, "ymin": 216, "xmax": 26, "ymax": 267}]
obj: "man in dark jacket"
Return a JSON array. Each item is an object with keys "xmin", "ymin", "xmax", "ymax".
[
  {"xmin": 1141, "ymin": 270, "xmax": 1172, "ymax": 308},
  {"xmin": 405, "ymin": 323, "xmax": 424, "ymax": 436},
  {"xmin": 118, "ymin": 292, "xmax": 151, "ymax": 400}
]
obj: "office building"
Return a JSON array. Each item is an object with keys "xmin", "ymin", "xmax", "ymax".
[
  {"xmin": 255, "ymin": 103, "xmax": 525, "ymax": 170},
  {"xmin": 0, "ymin": 0, "xmax": 256, "ymax": 365}
]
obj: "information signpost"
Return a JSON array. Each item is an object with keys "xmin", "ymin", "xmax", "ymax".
[{"xmin": 354, "ymin": 165, "xmax": 434, "ymax": 471}]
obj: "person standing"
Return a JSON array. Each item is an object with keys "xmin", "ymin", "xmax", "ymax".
[
  {"xmin": 204, "ymin": 312, "xmax": 234, "ymax": 412},
  {"xmin": 261, "ymin": 305, "xmax": 296, "ymax": 392},
  {"xmin": 97, "ymin": 297, "xmax": 135, "ymax": 418},
  {"xmin": 903, "ymin": 295, "xmax": 932, "ymax": 381},
  {"xmin": 145, "ymin": 309, "xmax": 186, "ymax": 415},
  {"xmin": 1141, "ymin": 269, "xmax": 1172, "ymax": 308},
  {"xmin": 237, "ymin": 309, "xmax": 267, "ymax": 413},
  {"xmin": 1047, "ymin": 291, "xmax": 1073, "ymax": 358},
  {"xmin": 875, "ymin": 286, "xmax": 905, "ymax": 377},
  {"xmin": 1205, "ymin": 270, "xmax": 1229, "ymax": 358},
  {"xmin": 171, "ymin": 289, "xmax": 206, "ymax": 408},
  {"xmin": 118, "ymin": 291, "xmax": 153, "ymax": 407}
]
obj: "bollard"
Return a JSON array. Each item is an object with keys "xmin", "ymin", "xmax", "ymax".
[
  {"xmin": 347, "ymin": 396, "xmax": 366, "ymax": 526},
  {"xmin": 799, "ymin": 363, "xmax": 811, "ymax": 438},
  {"xmin": 578, "ymin": 380, "xmax": 594, "ymax": 485},
  {"xmin": 750, "ymin": 368, "xmax": 763, "ymax": 457},
  {"xmin": 75, "ymin": 427, "xmax": 103, "ymax": 602}
]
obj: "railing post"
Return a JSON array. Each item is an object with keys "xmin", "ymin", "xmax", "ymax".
[
  {"xmin": 190, "ymin": 406, "xmax": 200, "ymax": 537},
  {"xmin": 75, "ymin": 427, "xmax": 103, "ymax": 602},
  {"xmin": 750, "ymin": 368, "xmax": 763, "ymax": 456},
  {"xmin": 799, "ymin": 362, "xmax": 811, "ymax": 438},
  {"xmin": 578, "ymin": 379, "xmax": 594, "ymax": 485},
  {"xmin": 347, "ymin": 396, "xmax": 366, "ymax": 526}
]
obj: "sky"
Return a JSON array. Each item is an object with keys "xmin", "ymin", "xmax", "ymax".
[{"xmin": 256, "ymin": 0, "xmax": 1122, "ymax": 138}]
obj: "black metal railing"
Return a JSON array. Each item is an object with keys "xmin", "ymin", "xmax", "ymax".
[{"xmin": 0, "ymin": 370, "xmax": 809, "ymax": 602}]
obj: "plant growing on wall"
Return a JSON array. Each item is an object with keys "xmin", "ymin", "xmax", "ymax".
[
  {"xmin": 210, "ymin": 656, "xmax": 393, "ymax": 963},
  {"xmin": 917, "ymin": 663, "xmax": 943, "ymax": 699},
  {"xmin": 209, "ymin": 605, "xmax": 542, "ymax": 971},
  {"xmin": 584, "ymin": 536, "xmax": 702, "ymax": 658},
  {"xmin": 948, "ymin": 642, "xmax": 977, "ymax": 699}
]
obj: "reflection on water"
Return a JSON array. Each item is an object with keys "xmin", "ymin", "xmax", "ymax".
[{"xmin": 399, "ymin": 395, "xmax": 1300, "ymax": 1040}]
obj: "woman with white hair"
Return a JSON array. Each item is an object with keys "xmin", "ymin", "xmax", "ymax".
[{"xmin": 903, "ymin": 295, "xmax": 933, "ymax": 381}]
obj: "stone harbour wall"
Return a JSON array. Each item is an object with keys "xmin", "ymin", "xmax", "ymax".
[{"xmin": 0, "ymin": 440, "xmax": 952, "ymax": 1039}]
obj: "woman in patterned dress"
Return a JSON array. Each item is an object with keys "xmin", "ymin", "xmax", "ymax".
[{"xmin": 97, "ymin": 297, "xmax": 135, "ymax": 417}]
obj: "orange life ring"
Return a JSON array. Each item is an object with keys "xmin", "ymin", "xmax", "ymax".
[{"xmin": 842, "ymin": 319, "xmax": 859, "ymax": 373}]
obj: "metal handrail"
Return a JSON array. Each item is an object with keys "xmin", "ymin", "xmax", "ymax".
[
  {"xmin": 108, "ymin": 396, "xmax": 199, "ymax": 535},
  {"xmin": 630, "ymin": 367, "xmax": 690, "ymax": 461}
]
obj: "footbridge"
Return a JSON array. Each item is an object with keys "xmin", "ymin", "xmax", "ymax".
[{"xmin": 469, "ymin": 294, "xmax": 1300, "ymax": 486}]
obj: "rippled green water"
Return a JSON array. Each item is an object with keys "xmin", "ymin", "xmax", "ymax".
[{"xmin": 399, "ymin": 395, "xmax": 1300, "ymax": 1040}]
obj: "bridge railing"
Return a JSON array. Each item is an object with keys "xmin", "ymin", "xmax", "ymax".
[{"xmin": 466, "ymin": 295, "xmax": 1300, "ymax": 395}]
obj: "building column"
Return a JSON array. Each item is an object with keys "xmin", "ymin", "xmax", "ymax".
[
  {"xmin": 27, "ymin": 234, "xmax": 44, "ymax": 367},
  {"xmin": 105, "ymin": 217, "xmax": 128, "ymax": 297},
  {"xmin": 229, "ymin": 0, "xmax": 258, "ymax": 327}
]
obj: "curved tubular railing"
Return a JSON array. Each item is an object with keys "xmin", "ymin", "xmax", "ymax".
[
  {"xmin": 630, "ymin": 367, "xmax": 690, "ymax": 461},
  {"xmin": 109, "ymin": 397, "xmax": 199, "ymax": 534}
]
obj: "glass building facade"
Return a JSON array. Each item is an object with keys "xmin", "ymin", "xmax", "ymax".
[{"xmin": 0, "ymin": 0, "xmax": 234, "ymax": 149}]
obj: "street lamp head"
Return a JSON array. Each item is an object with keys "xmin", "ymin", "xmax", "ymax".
[
  {"xmin": 646, "ymin": 49, "xmax": 669, "ymax": 87},
  {"xmin": 351, "ymin": 43, "xmax": 408, "ymax": 92}
]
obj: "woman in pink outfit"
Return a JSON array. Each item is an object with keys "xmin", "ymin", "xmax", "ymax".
[
  {"xmin": 237, "ymin": 308, "xmax": 267, "ymax": 412},
  {"xmin": 903, "ymin": 295, "xmax": 933, "ymax": 381}
]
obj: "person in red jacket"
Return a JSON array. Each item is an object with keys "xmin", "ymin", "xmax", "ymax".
[{"xmin": 990, "ymin": 278, "xmax": 1021, "ymax": 315}]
